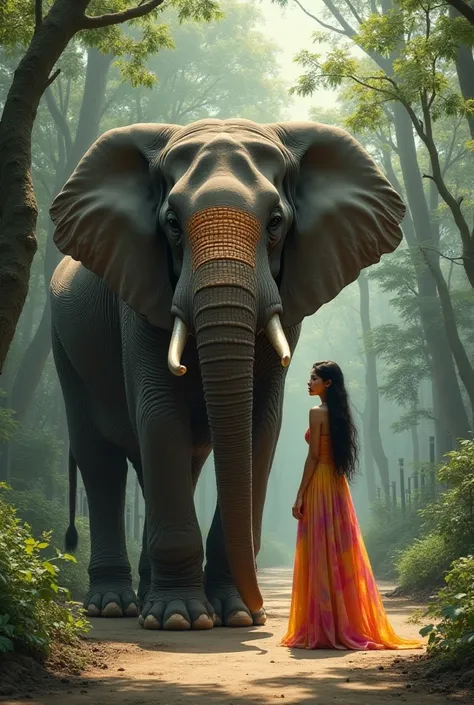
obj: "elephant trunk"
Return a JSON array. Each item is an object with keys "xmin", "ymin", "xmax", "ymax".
[{"xmin": 193, "ymin": 260, "xmax": 262, "ymax": 613}]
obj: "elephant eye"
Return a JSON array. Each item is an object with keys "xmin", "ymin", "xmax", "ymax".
[
  {"xmin": 166, "ymin": 211, "xmax": 182, "ymax": 239},
  {"xmin": 267, "ymin": 211, "xmax": 283, "ymax": 238}
]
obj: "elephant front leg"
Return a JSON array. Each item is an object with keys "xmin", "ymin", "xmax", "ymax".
[{"xmin": 138, "ymin": 414, "xmax": 214, "ymax": 631}]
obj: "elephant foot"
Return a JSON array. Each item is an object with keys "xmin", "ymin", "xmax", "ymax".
[
  {"xmin": 139, "ymin": 588, "xmax": 215, "ymax": 631},
  {"xmin": 84, "ymin": 579, "xmax": 138, "ymax": 618},
  {"xmin": 206, "ymin": 582, "xmax": 265, "ymax": 628}
]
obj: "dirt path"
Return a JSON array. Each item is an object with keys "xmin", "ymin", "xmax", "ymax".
[{"xmin": 2, "ymin": 568, "xmax": 459, "ymax": 705}]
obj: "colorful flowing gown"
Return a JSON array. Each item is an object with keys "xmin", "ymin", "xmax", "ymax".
[{"xmin": 280, "ymin": 429, "xmax": 423, "ymax": 650}]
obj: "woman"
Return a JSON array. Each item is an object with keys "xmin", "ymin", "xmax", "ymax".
[{"xmin": 280, "ymin": 361, "xmax": 422, "ymax": 651}]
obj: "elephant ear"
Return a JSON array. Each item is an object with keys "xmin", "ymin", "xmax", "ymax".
[
  {"xmin": 271, "ymin": 122, "xmax": 405, "ymax": 327},
  {"xmin": 50, "ymin": 123, "xmax": 180, "ymax": 330}
]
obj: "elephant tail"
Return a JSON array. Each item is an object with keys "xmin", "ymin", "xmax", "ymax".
[{"xmin": 65, "ymin": 447, "xmax": 79, "ymax": 552}]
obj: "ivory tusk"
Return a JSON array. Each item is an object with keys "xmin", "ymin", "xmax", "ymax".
[
  {"xmin": 168, "ymin": 317, "xmax": 188, "ymax": 376},
  {"xmin": 265, "ymin": 314, "xmax": 291, "ymax": 367}
]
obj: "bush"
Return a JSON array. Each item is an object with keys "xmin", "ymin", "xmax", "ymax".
[
  {"xmin": 395, "ymin": 440, "xmax": 474, "ymax": 594},
  {"xmin": 421, "ymin": 555, "xmax": 474, "ymax": 667},
  {"xmin": 396, "ymin": 533, "xmax": 452, "ymax": 593},
  {"xmin": 11, "ymin": 490, "xmax": 142, "ymax": 601},
  {"xmin": 10, "ymin": 490, "xmax": 91, "ymax": 601},
  {"xmin": 421, "ymin": 439, "xmax": 474, "ymax": 557},
  {"xmin": 0, "ymin": 483, "xmax": 88, "ymax": 657},
  {"xmin": 362, "ymin": 504, "xmax": 422, "ymax": 579}
]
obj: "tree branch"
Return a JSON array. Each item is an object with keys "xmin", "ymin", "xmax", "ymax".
[
  {"xmin": 445, "ymin": 0, "xmax": 474, "ymax": 25},
  {"xmin": 36, "ymin": 171, "xmax": 53, "ymax": 201},
  {"xmin": 419, "ymin": 245, "xmax": 465, "ymax": 265},
  {"xmin": 34, "ymin": 0, "xmax": 43, "ymax": 34},
  {"xmin": 375, "ymin": 125, "xmax": 399, "ymax": 154},
  {"xmin": 81, "ymin": 0, "xmax": 165, "ymax": 29},
  {"xmin": 309, "ymin": 71, "xmax": 398, "ymax": 100},
  {"xmin": 293, "ymin": 0, "xmax": 346, "ymax": 34},
  {"xmin": 45, "ymin": 68, "xmax": 61, "ymax": 88},
  {"xmin": 44, "ymin": 87, "xmax": 73, "ymax": 156},
  {"xmin": 320, "ymin": 0, "xmax": 358, "ymax": 37},
  {"xmin": 341, "ymin": 0, "xmax": 363, "ymax": 25},
  {"xmin": 441, "ymin": 118, "xmax": 462, "ymax": 176}
]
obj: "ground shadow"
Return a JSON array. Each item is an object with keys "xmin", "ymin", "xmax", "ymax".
[{"xmin": 2, "ymin": 660, "xmax": 466, "ymax": 705}]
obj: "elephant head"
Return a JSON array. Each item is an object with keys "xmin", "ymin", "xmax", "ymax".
[{"xmin": 50, "ymin": 119, "xmax": 405, "ymax": 612}]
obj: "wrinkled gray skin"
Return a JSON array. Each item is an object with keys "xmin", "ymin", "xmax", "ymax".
[{"xmin": 49, "ymin": 118, "xmax": 405, "ymax": 631}]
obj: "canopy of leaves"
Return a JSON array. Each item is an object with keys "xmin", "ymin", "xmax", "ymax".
[
  {"xmin": 0, "ymin": 0, "xmax": 222, "ymax": 88},
  {"xmin": 98, "ymin": 0, "xmax": 291, "ymax": 126},
  {"xmin": 291, "ymin": 2, "xmax": 474, "ymax": 132}
]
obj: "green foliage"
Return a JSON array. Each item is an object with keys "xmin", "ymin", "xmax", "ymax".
[
  {"xmin": 292, "ymin": 2, "xmax": 473, "ymax": 133},
  {"xmin": 355, "ymin": 9, "xmax": 405, "ymax": 57},
  {"xmin": 83, "ymin": 0, "xmax": 223, "ymax": 89},
  {"xmin": 0, "ymin": 0, "xmax": 35, "ymax": 50},
  {"xmin": 421, "ymin": 439, "xmax": 474, "ymax": 556},
  {"xmin": 11, "ymin": 489, "xmax": 142, "ymax": 600},
  {"xmin": 104, "ymin": 0, "xmax": 290, "ymax": 127},
  {"xmin": 396, "ymin": 441, "xmax": 474, "ymax": 594},
  {"xmin": 10, "ymin": 491, "xmax": 90, "ymax": 600},
  {"xmin": 0, "ymin": 397, "xmax": 18, "ymax": 443},
  {"xmin": 363, "ymin": 504, "xmax": 423, "ymax": 579},
  {"xmin": 0, "ymin": 483, "xmax": 88, "ymax": 656},
  {"xmin": 0, "ymin": 0, "xmax": 222, "ymax": 89},
  {"xmin": 396, "ymin": 533, "xmax": 451, "ymax": 592},
  {"xmin": 420, "ymin": 555, "xmax": 474, "ymax": 664}
]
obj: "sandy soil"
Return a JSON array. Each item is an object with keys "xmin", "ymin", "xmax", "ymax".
[{"xmin": 1, "ymin": 567, "xmax": 468, "ymax": 705}]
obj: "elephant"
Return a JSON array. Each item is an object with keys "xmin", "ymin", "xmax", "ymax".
[{"xmin": 49, "ymin": 118, "xmax": 405, "ymax": 631}]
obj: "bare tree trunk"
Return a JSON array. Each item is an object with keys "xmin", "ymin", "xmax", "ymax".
[
  {"xmin": 358, "ymin": 272, "xmax": 390, "ymax": 498},
  {"xmin": 411, "ymin": 422, "xmax": 420, "ymax": 466},
  {"xmin": 18, "ymin": 265, "xmax": 41, "ymax": 349},
  {"xmin": 385, "ymin": 106, "xmax": 471, "ymax": 441},
  {"xmin": 450, "ymin": 5, "xmax": 474, "ymax": 140},
  {"xmin": 423, "ymin": 252, "xmax": 474, "ymax": 420},
  {"xmin": 0, "ymin": 0, "xmax": 89, "ymax": 373},
  {"xmin": 446, "ymin": 0, "xmax": 474, "ymax": 25},
  {"xmin": 8, "ymin": 48, "xmax": 112, "ymax": 421},
  {"xmin": 362, "ymin": 396, "xmax": 377, "ymax": 504}
]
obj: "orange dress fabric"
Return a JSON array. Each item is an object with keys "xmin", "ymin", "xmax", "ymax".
[{"xmin": 280, "ymin": 429, "xmax": 423, "ymax": 650}]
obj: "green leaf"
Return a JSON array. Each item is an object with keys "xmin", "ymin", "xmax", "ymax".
[
  {"xmin": 419, "ymin": 624, "xmax": 435, "ymax": 637},
  {"xmin": 0, "ymin": 636, "xmax": 14, "ymax": 653}
]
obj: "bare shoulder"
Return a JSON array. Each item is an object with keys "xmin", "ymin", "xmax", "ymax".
[{"xmin": 309, "ymin": 406, "xmax": 326, "ymax": 423}]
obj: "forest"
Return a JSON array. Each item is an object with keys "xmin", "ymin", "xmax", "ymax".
[{"xmin": 0, "ymin": 0, "xmax": 473, "ymax": 702}]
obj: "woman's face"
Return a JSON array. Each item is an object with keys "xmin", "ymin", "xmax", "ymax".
[{"xmin": 308, "ymin": 369, "xmax": 325, "ymax": 396}]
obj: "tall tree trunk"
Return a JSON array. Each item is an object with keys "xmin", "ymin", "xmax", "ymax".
[
  {"xmin": 362, "ymin": 395, "xmax": 377, "ymax": 504},
  {"xmin": 382, "ymin": 156, "xmax": 453, "ymax": 458},
  {"xmin": 411, "ymin": 421, "xmax": 420, "ymax": 466},
  {"xmin": 387, "ymin": 106, "xmax": 471, "ymax": 441},
  {"xmin": 424, "ymin": 252, "xmax": 474, "ymax": 421},
  {"xmin": 358, "ymin": 272, "xmax": 390, "ymax": 498},
  {"xmin": 18, "ymin": 265, "xmax": 41, "ymax": 349},
  {"xmin": 8, "ymin": 49, "xmax": 112, "ymax": 421},
  {"xmin": 446, "ymin": 0, "xmax": 474, "ymax": 26},
  {"xmin": 450, "ymin": 9, "xmax": 474, "ymax": 141},
  {"xmin": 0, "ymin": 0, "xmax": 89, "ymax": 374}
]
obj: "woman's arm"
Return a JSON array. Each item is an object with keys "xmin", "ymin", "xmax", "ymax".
[{"xmin": 292, "ymin": 408, "xmax": 321, "ymax": 519}]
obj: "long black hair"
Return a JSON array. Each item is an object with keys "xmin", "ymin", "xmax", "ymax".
[{"xmin": 313, "ymin": 360, "xmax": 359, "ymax": 483}]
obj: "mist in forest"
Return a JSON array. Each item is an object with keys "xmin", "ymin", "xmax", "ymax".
[{"xmin": 1, "ymin": 0, "xmax": 473, "ymax": 601}]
